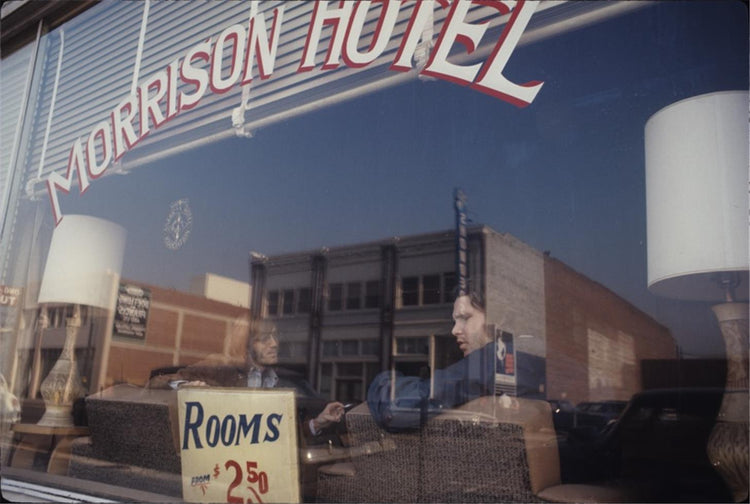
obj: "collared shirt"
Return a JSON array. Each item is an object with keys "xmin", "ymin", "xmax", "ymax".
[
  {"xmin": 246, "ymin": 366, "xmax": 320, "ymax": 436},
  {"xmin": 246, "ymin": 367, "xmax": 279, "ymax": 389}
]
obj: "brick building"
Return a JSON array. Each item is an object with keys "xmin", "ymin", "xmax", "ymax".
[
  {"xmin": 247, "ymin": 226, "xmax": 676, "ymax": 405},
  {"xmin": 104, "ymin": 281, "xmax": 250, "ymax": 387},
  {"xmin": 46, "ymin": 225, "xmax": 673, "ymax": 400}
]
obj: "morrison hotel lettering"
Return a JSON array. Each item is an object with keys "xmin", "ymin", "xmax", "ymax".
[{"xmin": 47, "ymin": 0, "xmax": 543, "ymax": 225}]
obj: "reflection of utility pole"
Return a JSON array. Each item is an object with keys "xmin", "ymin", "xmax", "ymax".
[
  {"xmin": 454, "ymin": 188, "xmax": 468, "ymax": 296},
  {"xmin": 308, "ymin": 254, "xmax": 327, "ymax": 389},
  {"xmin": 380, "ymin": 245, "xmax": 396, "ymax": 373}
]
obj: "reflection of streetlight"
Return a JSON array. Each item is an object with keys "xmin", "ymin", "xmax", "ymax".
[{"xmin": 36, "ymin": 216, "xmax": 126, "ymax": 427}]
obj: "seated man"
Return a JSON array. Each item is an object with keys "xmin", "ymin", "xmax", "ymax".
[
  {"xmin": 367, "ymin": 291, "xmax": 496, "ymax": 430},
  {"xmin": 150, "ymin": 320, "xmax": 344, "ymax": 439}
]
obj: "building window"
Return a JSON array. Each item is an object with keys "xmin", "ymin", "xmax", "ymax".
[
  {"xmin": 297, "ymin": 287, "xmax": 311, "ymax": 314},
  {"xmin": 443, "ymin": 272, "xmax": 457, "ymax": 303},
  {"xmin": 267, "ymin": 290, "xmax": 279, "ymax": 316},
  {"xmin": 278, "ymin": 341, "xmax": 308, "ymax": 359},
  {"xmin": 362, "ymin": 339, "xmax": 379, "ymax": 355},
  {"xmin": 401, "ymin": 276, "xmax": 419, "ymax": 306},
  {"xmin": 423, "ymin": 274, "xmax": 441, "ymax": 305},
  {"xmin": 320, "ymin": 363, "xmax": 333, "ymax": 398},
  {"xmin": 282, "ymin": 289, "xmax": 294, "ymax": 315},
  {"xmin": 396, "ymin": 337, "xmax": 429, "ymax": 355},
  {"xmin": 278, "ymin": 341, "xmax": 292, "ymax": 358},
  {"xmin": 337, "ymin": 362, "xmax": 363, "ymax": 377},
  {"xmin": 322, "ymin": 341, "xmax": 338, "ymax": 356},
  {"xmin": 365, "ymin": 280, "xmax": 380, "ymax": 308},
  {"xmin": 328, "ymin": 283, "xmax": 343, "ymax": 311},
  {"xmin": 346, "ymin": 282, "xmax": 361, "ymax": 310},
  {"xmin": 341, "ymin": 340, "xmax": 359, "ymax": 356}
]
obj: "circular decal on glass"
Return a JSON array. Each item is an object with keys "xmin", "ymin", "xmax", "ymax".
[{"xmin": 163, "ymin": 199, "xmax": 193, "ymax": 250}]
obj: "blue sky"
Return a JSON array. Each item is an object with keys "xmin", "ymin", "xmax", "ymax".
[{"xmin": 64, "ymin": 1, "xmax": 748, "ymax": 357}]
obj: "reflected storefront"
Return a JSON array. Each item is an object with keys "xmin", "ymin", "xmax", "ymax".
[{"xmin": 0, "ymin": 1, "xmax": 747, "ymax": 502}]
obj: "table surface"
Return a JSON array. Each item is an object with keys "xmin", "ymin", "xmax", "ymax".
[{"xmin": 12, "ymin": 423, "xmax": 90, "ymax": 436}]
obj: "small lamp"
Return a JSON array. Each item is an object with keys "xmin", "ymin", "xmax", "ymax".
[
  {"xmin": 645, "ymin": 90, "xmax": 749, "ymax": 501},
  {"xmin": 36, "ymin": 215, "xmax": 126, "ymax": 427}
]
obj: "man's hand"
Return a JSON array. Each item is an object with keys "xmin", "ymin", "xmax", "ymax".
[
  {"xmin": 311, "ymin": 401, "xmax": 345, "ymax": 433},
  {"xmin": 169, "ymin": 379, "xmax": 208, "ymax": 389}
]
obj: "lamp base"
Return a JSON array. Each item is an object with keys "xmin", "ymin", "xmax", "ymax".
[
  {"xmin": 37, "ymin": 404, "xmax": 75, "ymax": 428},
  {"xmin": 707, "ymin": 302, "xmax": 749, "ymax": 502},
  {"xmin": 37, "ymin": 306, "xmax": 86, "ymax": 429}
]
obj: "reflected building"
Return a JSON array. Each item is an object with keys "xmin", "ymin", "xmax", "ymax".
[
  {"xmin": 249, "ymin": 226, "xmax": 676, "ymax": 405},
  {"xmin": 54, "ymin": 226, "xmax": 677, "ymax": 406}
]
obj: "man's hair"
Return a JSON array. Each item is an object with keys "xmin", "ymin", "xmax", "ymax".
[
  {"xmin": 246, "ymin": 319, "xmax": 278, "ymax": 366},
  {"xmin": 452, "ymin": 280, "xmax": 485, "ymax": 311},
  {"xmin": 250, "ymin": 319, "xmax": 278, "ymax": 341}
]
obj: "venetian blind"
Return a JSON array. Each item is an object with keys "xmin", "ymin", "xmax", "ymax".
[{"xmin": 18, "ymin": 0, "xmax": 645, "ymax": 198}]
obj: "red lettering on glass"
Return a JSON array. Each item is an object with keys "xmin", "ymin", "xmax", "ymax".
[
  {"xmin": 241, "ymin": 6, "xmax": 284, "ymax": 83},
  {"xmin": 299, "ymin": 1, "xmax": 354, "ymax": 71},
  {"xmin": 342, "ymin": 0, "xmax": 400, "ymax": 69},
  {"xmin": 47, "ymin": 1, "xmax": 542, "ymax": 226}
]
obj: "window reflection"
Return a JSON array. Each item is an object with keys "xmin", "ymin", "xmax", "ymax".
[{"xmin": 0, "ymin": 0, "xmax": 746, "ymax": 502}]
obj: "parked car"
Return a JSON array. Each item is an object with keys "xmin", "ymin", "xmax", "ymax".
[
  {"xmin": 559, "ymin": 388, "xmax": 734, "ymax": 502},
  {"xmin": 546, "ymin": 399, "xmax": 576, "ymax": 433},
  {"xmin": 574, "ymin": 399, "xmax": 627, "ymax": 432}
]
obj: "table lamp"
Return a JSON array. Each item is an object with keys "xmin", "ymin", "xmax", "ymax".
[
  {"xmin": 645, "ymin": 90, "xmax": 749, "ymax": 502},
  {"xmin": 36, "ymin": 215, "xmax": 126, "ymax": 427}
]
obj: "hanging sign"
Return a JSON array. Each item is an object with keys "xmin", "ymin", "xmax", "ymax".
[
  {"xmin": 178, "ymin": 388, "xmax": 300, "ymax": 503},
  {"xmin": 113, "ymin": 283, "xmax": 151, "ymax": 339}
]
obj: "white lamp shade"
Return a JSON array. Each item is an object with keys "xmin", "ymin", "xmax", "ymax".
[
  {"xmin": 38, "ymin": 215, "xmax": 127, "ymax": 309},
  {"xmin": 645, "ymin": 90, "xmax": 749, "ymax": 301}
]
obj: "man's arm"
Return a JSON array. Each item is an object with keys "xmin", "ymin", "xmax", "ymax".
[
  {"xmin": 366, "ymin": 342, "xmax": 496, "ymax": 430},
  {"xmin": 308, "ymin": 401, "xmax": 345, "ymax": 435},
  {"xmin": 366, "ymin": 370, "xmax": 429, "ymax": 430}
]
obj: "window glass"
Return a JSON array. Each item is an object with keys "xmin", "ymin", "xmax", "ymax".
[
  {"xmin": 361, "ymin": 339, "xmax": 379, "ymax": 356},
  {"xmin": 320, "ymin": 363, "xmax": 333, "ymax": 398},
  {"xmin": 282, "ymin": 289, "xmax": 295, "ymax": 315},
  {"xmin": 297, "ymin": 287, "xmax": 311, "ymax": 314},
  {"xmin": 328, "ymin": 283, "xmax": 343, "ymax": 311},
  {"xmin": 0, "ymin": 1, "xmax": 746, "ymax": 503},
  {"xmin": 267, "ymin": 290, "xmax": 279, "ymax": 316},
  {"xmin": 422, "ymin": 274, "xmax": 441, "ymax": 305},
  {"xmin": 397, "ymin": 337, "xmax": 429, "ymax": 356},
  {"xmin": 322, "ymin": 341, "xmax": 338, "ymax": 357},
  {"xmin": 346, "ymin": 282, "xmax": 361, "ymax": 310},
  {"xmin": 365, "ymin": 280, "xmax": 381, "ymax": 309},
  {"xmin": 443, "ymin": 272, "xmax": 457, "ymax": 303},
  {"xmin": 341, "ymin": 340, "xmax": 359, "ymax": 356},
  {"xmin": 278, "ymin": 341, "xmax": 292, "ymax": 359},
  {"xmin": 401, "ymin": 277, "xmax": 419, "ymax": 306}
]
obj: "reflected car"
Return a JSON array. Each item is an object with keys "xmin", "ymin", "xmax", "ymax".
[
  {"xmin": 546, "ymin": 399, "xmax": 576, "ymax": 433},
  {"xmin": 574, "ymin": 399, "xmax": 627, "ymax": 432},
  {"xmin": 559, "ymin": 388, "xmax": 734, "ymax": 502}
]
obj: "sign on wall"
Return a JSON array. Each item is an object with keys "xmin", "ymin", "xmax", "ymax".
[
  {"xmin": 495, "ymin": 329, "xmax": 516, "ymax": 387},
  {"xmin": 0, "ymin": 285, "xmax": 21, "ymax": 307},
  {"xmin": 112, "ymin": 283, "xmax": 151, "ymax": 339},
  {"xmin": 178, "ymin": 388, "xmax": 300, "ymax": 504}
]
